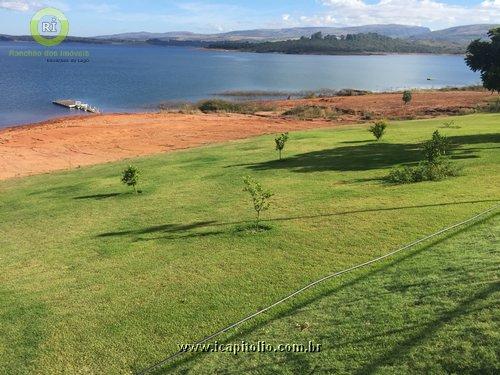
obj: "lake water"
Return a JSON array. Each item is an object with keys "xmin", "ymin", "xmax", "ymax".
[{"xmin": 0, "ymin": 42, "xmax": 480, "ymax": 128}]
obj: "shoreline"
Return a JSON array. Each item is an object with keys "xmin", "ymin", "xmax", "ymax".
[
  {"xmin": 0, "ymin": 86, "xmax": 485, "ymax": 131},
  {"xmin": 0, "ymin": 90, "xmax": 494, "ymax": 180}
]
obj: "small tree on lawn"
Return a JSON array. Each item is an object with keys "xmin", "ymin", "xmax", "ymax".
[
  {"xmin": 369, "ymin": 121, "xmax": 387, "ymax": 141},
  {"xmin": 122, "ymin": 165, "xmax": 140, "ymax": 193},
  {"xmin": 402, "ymin": 90, "xmax": 413, "ymax": 105},
  {"xmin": 275, "ymin": 133, "xmax": 289, "ymax": 160},
  {"xmin": 422, "ymin": 130, "xmax": 451, "ymax": 164},
  {"xmin": 243, "ymin": 176, "xmax": 273, "ymax": 226}
]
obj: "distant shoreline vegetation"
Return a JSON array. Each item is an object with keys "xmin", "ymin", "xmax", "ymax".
[
  {"xmin": 206, "ymin": 32, "xmax": 465, "ymax": 55},
  {"xmin": 1, "ymin": 32, "xmax": 465, "ymax": 55}
]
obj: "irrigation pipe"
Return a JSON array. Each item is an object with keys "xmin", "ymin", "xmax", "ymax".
[{"xmin": 138, "ymin": 204, "xmax": 499, "ymax": 375}]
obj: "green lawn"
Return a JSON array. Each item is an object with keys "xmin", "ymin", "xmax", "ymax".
[
  {"xmin": 174, "ymin": 211, "xmax": 499, "ymax": 374},
  {"xmin": 0, "ymin": 114, "xmax": 499, "ymax": 374}
]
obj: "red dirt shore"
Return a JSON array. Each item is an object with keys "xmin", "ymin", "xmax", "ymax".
[{"xmin": 0, "ymin": 91, "xmax": 493, "ymax": 180}]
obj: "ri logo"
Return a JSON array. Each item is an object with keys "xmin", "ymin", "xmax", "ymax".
[
  {"xmin": 30, "ymin": 7, "xmax": 69, "ymax": 47},
  {"xmin": 42, "ymin": 17, "xmax": 59, "ymax": 33}
]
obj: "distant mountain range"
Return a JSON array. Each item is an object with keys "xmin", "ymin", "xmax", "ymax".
[
  {"xmin": 1, "ymin": 24, "xmax": 497, "ymax": 52},
  {"xmin": 96, "ymin": 24, "xmax": 431, "ymax": 42},
  {"xmin": 95, "ymin": 24, "xmax": 498, "ymax": 45},
  {"xmin": 409, "ymin": 24, "xmax": 499, "ymax": 44}
]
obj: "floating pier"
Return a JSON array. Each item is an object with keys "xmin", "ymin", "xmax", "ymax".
[{"xmin": 53, "ymin": 100, "xmax": 100, "ymax": 114}]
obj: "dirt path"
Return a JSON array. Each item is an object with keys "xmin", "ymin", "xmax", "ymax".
[{"xmin": 0, "ymin": 91, "xmax": 493, "ymax": 180}]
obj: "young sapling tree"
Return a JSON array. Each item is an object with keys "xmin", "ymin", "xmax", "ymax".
[
  {"xmin": 243, "ymin": 176, "xmax": 273, "ymax": 226},
  {"xmin": 275, "ymin": 133, "xmax": 289, "ymax": 160},
  {"xmin": 121, "ymin": 165, "xmax": 140, "ymax": 193},
  {"xmin": 402, "ymin": 90, "xmax": 413, "ymax": 105},
  {"xmin": 369, "ymin": 121, "xmax": 387, "ymax": 141}
]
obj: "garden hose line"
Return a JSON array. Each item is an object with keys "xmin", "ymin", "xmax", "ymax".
[{"xmin": 138, "ymin": 204, "xmax": 499, "ymax": 375}]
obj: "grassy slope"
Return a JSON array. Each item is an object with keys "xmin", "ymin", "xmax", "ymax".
[
  {"xmin": 175, "ymin": 212, "xmax": 499, "ymax": 374},
  {"xmin": 0, "ymin": 114, "xmax": 498, "ymax": 374}
]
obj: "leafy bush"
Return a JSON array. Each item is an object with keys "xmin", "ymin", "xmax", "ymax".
[
  {"xmin": 402, "ymin": 90, "xmax": 413, "ymax": 105},
  {"xmin": 388, "ymin": 130, "xmax": 458, "ymax": 184},
  {"xmin": 422, "ymin": 130, "xmax": 451, "ymax": 163},
  {"xmin": 369, "ymin": 121, "xmax": 387, "ymax": 141},
  {"xmin": 198, "ymin": 99, "xmax": 239, "ymax": 113},
  {"xmin": 243, "ymin": 176, "xmax": 273, "ymax": 225},
  {"xmin": 121, "ymin": 165, "xmax": 140, "ymax": 193},
  {"xmin": 275, "ymin": 133, "xmax": 289, "ymax": 160},
  {"xmin": 197, "ymin": 99, "xmax": 271, "ymax": 114},
  {"xmin": 387, "ymin": 161, "xmax": 460, "ymax": 184},
  {"xmin": 282, "ymin": 105, "xmax": 337, "ymax": 120}
]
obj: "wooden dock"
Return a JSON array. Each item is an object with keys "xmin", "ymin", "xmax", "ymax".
[{"xmin": 53, "ymin": 99, "xmax": 100, "ymax": 114}]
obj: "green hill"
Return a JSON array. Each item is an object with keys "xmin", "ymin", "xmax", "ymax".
[{"xmin": 208, "ymin": 32, "xmax": 463, "ymax": 55}]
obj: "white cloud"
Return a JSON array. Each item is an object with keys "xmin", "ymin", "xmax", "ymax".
[
  {"xmin": 292, "ymin": 0, "xmax": 500, "ymax": 30},
  {"xmin": 481, "ymin": 0, "xmax": 500, "ymax": 8},
  {"xmin": 0, "ymin": 0, "xmax": 68, "ymax": 12},
  {"xmin": 0, "ymin": 1, "xmax": 34, "ymax": 11}
]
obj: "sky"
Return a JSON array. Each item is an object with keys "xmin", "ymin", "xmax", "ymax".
[{"xmin": 0, "ymin": 0, "xmax": 499, "ymax": 36}]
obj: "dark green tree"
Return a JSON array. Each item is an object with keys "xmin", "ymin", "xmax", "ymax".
[
  {"xmin": 465, "ymin": 28, "xmax": 500, "ymax": 93},
  {"xmin": 121, "ymin": 165, "xmax": 140, "ymax": 193},
  {"xmin": 402, "ymin": 90, "xmax": 413, "ymax": 105},
  {"xmin": 311, "ymin": 31, "xmax": 323, "ymax": 40}
]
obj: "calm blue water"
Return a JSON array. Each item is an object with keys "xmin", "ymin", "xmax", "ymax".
[{"xmin": 0, "ymin": 42, "xmax": 480, "ymax": 128}]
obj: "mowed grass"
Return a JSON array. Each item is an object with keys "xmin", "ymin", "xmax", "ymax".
[
  {"xmin": 174, "ymin": 212, "xmax": 499, "ymax": 374},
  {"xmin": 0, "ymin": 114, "xmax": 498, "ymax": 374}
]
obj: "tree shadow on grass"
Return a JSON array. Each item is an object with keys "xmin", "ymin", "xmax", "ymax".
[
  {"xmin": 150, "ymin": 213, "xmax": 497, "ymax": 374},
  {"xmin": 97, "ymin": 221, "xmax": 217, "ymax": 238},
  {"xmin": 74, "ymin": 193, "xmax": 122, "ymax": 200},
  {"xmin": 97, "ymin": 199, "xmax": 499, "ymax": 243},
  {"xmin": 231, "ymin": 133, "xmax": 499, "ymax": 173},
  {"xmin": 135, "ymin": 230, "xmax": 225, "ymax": 242}
]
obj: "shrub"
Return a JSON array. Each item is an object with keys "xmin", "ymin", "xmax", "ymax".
[
  {"xmin": 388, "ymin": 130, "xmax": 458, "ymax": 184},
  {"xmin": 243, "ymin": 176, "xmax": 273, "ymax": 225},
  {"xmin": 275, "ymin": 133, "xmax": 289, "ymax": 160},
  {"xmin": 369, "ymin": 121, "xmax": 387, "ymax": 141},
  {"xmin": 283, "ymin": 105, "xmax": 337, "ymax": 120},
  {"xmin": 197, "ymin": 99, "xmax": 271, "ymax": 114},
  {"xmin": 387, "ymin": 161, "xmax": 460, "ymax": 184},
  {"xmin": 198, "ymin": 99, "xmax": 240, "ymax": 113},
  {"xmin": 121, "ymin": 165, "xmax": 140, "ymax": 193},
  {"xmin": 422, "ymin": 130, "xmax": 451, "ymax": 163},
  {"xmin": 402, "ymin": 90, "xmax": 413, "ymax": 105}
]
